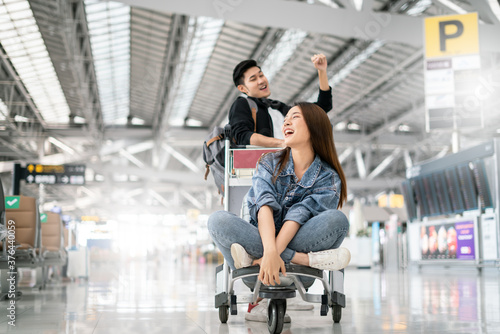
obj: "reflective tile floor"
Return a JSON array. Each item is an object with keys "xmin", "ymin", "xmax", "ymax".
[{"xmin": 1, "ymin": 258, "xmax": 500, "ymax": 333}]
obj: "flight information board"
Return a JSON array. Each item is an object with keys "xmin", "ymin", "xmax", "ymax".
[
  {"xmin": 412, "ymin": 178, "xmax": 430, "ymax": 217},
  {"xmin": 472, "ymin": 160, "xmax": 493, "ymax": 209},
  {"xmin": 401, "ymin": 180, "xmax": 417, "ymax": 220},
  {"xmin": 25, "ymin": 164, "xmax": 86, "ymax": 185},
  {"xmin": 432, "ymin": 171, "xmax": 453, "ymax": 215},
  {"xmin": 403, "ymin": 157, "xmax": 495, "ymax": 221},
  {"xmin": 457, "ymin": 163, "xmax": 478, "ymax": 210},
  {"xmin": 444, "ymin": 167, "xmax": 466, "ymax": 214},
  {"xmin": 422, "ymin": 175, "xmax": 439, "ymax": 216}
]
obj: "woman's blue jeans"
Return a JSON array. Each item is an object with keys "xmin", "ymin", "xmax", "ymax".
[{"xmin": 207, "ymin": 209, "xmax": 349, "ymax": 270}]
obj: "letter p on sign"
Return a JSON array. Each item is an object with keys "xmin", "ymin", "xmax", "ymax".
[{"xmin": 425, "ymin": 13, "xmax": 479, "ymax": 58}]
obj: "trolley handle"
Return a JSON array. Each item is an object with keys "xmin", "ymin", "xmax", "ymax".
[{"xmin": 224, "ymin": 124, "xmax": 231, "ymax": 139}]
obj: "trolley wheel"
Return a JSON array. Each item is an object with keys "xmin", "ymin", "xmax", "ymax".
[
  {"xmin": 267, "ymin": 299, "xmax": 286, "ymax": 334},
  {"xmin": 332, "ymin": 304, "xmax": 342, "ymax": 323},
  {"xmin": 218, "ymin": 306, "xmax": 229, "ymax": 323}
]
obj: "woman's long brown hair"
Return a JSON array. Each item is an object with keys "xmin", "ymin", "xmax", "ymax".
[{"xmin": 271, "ymin": 102, "xmax": 347, "ymax": 208}]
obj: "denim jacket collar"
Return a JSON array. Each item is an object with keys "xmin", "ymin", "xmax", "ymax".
[{"xmin": 281, "ymin": 151, "xmax": 322, "ymax": 188}]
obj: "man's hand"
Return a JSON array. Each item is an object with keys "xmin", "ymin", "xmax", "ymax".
[
  {"xmin": 311, "ymin": 53, "xmax": 327, "ymax": 72},
  {"xmin": 312, "ymin": 53, "xmax": 329, "ymax": 91},
  {"xmin": 250, "ymin": 133, "xmax": 285, "ymax": 148}
]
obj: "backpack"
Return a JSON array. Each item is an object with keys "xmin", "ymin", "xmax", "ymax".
[{"xmin": 203, "ymin": 97, "xmax": 258, "ymax": 196}]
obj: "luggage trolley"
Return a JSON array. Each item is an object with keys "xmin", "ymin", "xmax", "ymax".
[{"xmin": 214, "ymin": 125, "xmax": 347, "ymax": 334}]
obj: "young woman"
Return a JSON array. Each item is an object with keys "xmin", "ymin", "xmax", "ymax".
[{"xmin": 207, "ymin": 102, "xmax": 350, "ymax": 320}]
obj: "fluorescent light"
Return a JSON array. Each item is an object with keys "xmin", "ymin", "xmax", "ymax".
[
  {"xmin": 398, "ymin": 124, "xmax": 411, "ymax": 132},
  {"xmin": 74, "ymin": 116, "xmax": 86, "ymax": 124},
  {"xmin": 347, "ymin": 122, "xmax": 360, "ymax": 131},
  {"xmin": 85, "ymin": 0, "xmax": 130, "ymax": 125},
  {"xmin": 113, "ymin": 174, "xmax": 128, "ymax": 182},
  {"xmin": 334, "ymin": 121, "xmax": 346, "ymax": 131},
  {"xmin": 14, "ymin": 115, "xmax": 29, "ymax": 122},
  {"xmin": 185, "ymin": 118, "xmax": 203, "ymax": 127},
  {"xmin": 0, "ymin": 0, "xmax": 71, "ymax": 123},
  {"xmin": 130, "ymin": 117, "xmax": 145, "ymax": 125},
  {"xmin": 113, "ymin": 117, "xmax": 128, "ymax": 125},
  {"xmin": 48, "ymin": 136, "xmax": 75, "ymax": 154}
]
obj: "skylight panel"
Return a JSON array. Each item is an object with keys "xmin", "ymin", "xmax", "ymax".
[
  {"xmin": 0, "ymin": 0, "xmax": 71, "ymax": 124},
  {"xmin": 305, "ymin": 40, "xmax": 385, "ymax": 102},
  {"xmin": 168, "ymin": 17, "xmax": 223, "ymax": 126},
  {"xmin": 0, "ymin": 99, "xmax": 7, "ymax": 121},
  {"xmin": 85, "ymin": 0, "xmax": 130, "ymax": 125},
  {"xmin": 261, "ymin": 29, "xmax": 307, "ymax": 83}
]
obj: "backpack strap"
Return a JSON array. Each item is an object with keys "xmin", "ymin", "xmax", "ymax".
[
  {"xmin": 205, "ymin": 133, "xmax": 224, "ymax": 147},
  {"xmin": 204, "ymin": 164, "xmax": 210, "ymax": 180},
  {"xmin": 245, "ymin": 97, "xmax": 258, "ymax": 132}
]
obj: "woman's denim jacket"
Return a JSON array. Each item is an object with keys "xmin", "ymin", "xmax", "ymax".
[{"xmin": 247, "ymin": 150, "xmax": 341, "ymax": 232}]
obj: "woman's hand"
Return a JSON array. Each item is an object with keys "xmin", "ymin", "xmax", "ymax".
[
  {"xmin": 256, "ymin": 250, "xmax": 287, "ymax": 286},
  {"xmin": 311, "ymin": 53, "xmax": 327, "ymax": 72}
]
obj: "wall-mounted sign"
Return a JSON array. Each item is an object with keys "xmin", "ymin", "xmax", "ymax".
[
  {"xmin": 424, "ymin": 13, "xmax": 483, "ymax": 131},
  {"xmin": 25, "ymin": 164, "xmax": 85, "ymax": 185},
  {"xmin": 420, "ymin": 219, "xmax": 476, "ymax": 260}
]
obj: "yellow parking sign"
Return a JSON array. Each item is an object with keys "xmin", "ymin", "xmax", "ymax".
[{"xmin": 425, "ymin": 13, "xmax": 479, "ymax": 58}]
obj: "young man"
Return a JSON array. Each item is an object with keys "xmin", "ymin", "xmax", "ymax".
[{"xmin": 229, "ymin": 54, "xmax": 332, "ymax": 147}]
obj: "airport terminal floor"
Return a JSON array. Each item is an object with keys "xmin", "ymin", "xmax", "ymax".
[{"xmin": 1, "ymin": 257, "xmax": 499, "ymax": 333}]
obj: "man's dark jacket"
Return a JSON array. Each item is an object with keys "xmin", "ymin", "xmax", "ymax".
[{"xmin": 228, "ymin": 87, "xmax": 333, "ymax": 145}]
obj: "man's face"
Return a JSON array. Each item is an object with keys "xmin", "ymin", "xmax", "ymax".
[{"xmin": 238, "ymin": 66, "xmax": 271, "ymax": 98}]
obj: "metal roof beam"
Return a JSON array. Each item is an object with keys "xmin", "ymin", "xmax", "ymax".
[
  {"xmin": 30, "ymin": 0, "xmax": 104, "ymax": 144},
  {"xmin": 334, "ymin": 49, "xmax": 423, "ymax": 120},
  {"xmin": 0, "ymin": 45, "xmax": 47, "ymax": 128},
  {"xmin": 180, "ymin": 189, "xmax": 204, "ymax": 210},
  {"xmin": 151, "ymin": 14, "xmax": 190, "ymax": 165},
  {"xmin": 161, "ymin": 144, "xmax": 200, "ymax": 173},
  {"xmin": 355, "ymin": 148, "xmax": 367, "ymax": 179},
  {"xmin": 366, "ymin": 147, "xmax": 402, "ymax": 180},
  {"xmin": 116, "ymin": 0, "xmax": 500, "ymax": 52}
]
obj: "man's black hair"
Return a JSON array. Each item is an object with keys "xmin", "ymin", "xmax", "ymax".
[{"xmin": 233, "ymin": 59, "xmax": 260, "ymax": 87}]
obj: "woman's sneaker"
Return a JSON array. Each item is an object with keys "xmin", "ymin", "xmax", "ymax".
[
  {"xmin": 231, "ymin": 243, "xmax": 254, "ymax": 269},
  {"xmin": 245, "ymin": 299, "xmax": 291, "ymax": 323},
  {"xmin": 308, "ymin": 247, "xmax": 351, "ymax": 270}
]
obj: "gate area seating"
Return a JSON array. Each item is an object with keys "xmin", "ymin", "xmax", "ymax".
[
  {"xmin": 41, "ymin": 212, "xmax": 66, "ymax": 265},
  {"xmin": 1, "ymin": 195, "xmax": 42, "ymax": 296},
  {"xmin": 4, "ymin": 196, "xmax": 40, "ymax": 261}
]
